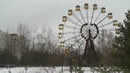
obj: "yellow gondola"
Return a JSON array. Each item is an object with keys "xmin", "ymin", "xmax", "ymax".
[
  {"xmin": 93, "ymin": 4, "xmax": 97, "ymax": 10},
  {"xmin": 58, "ymin": 27, "xmax": 64, "ymax": 30},
  {"xmin": 58, "ymin": 32, "xmax": 62, "ymax": 35},
  {"xmin": 64, "ymin": 48, "xmax": 70, "ymax": 55},
  {"xmin": 68, "ymin": 9, "xmax": 73, "ymax": 16},
  {"xmin": 113, "ymin": 20, "xmax": 118, "ymax": 23},
  {"xmin": 59, "ymin": 45, "xmax": 64, "ymax": 48},
  {"xmin": 60, "ymin": 41, "xmax": 65, "ymax": 44},
  {"xmin": 101, "ymin": 7, "xmax": 106, "ymax": 13},
  {"xmin": 59, "ymin": 24, "xmax": 64, "ymax": 30},
  {"xmin": 58, "ymin": 36, "xmax": 62, "ymax": 39},
  {"xmin": 116, "ymin": 29, "xmax": 120, "ymax": 34},
  {"xmin": 72, "ymin": 58, "xmax": 77, "ymax": 63},
  {"xmin": 113, "ymin": 20, "xmax": 120, "ymax": 26},
  {"xmin": 113, "ymin": 23, "xmax": 121, "ymax": 27},
  {"xmin": 117, "ymin": 24, "xmax": 121, "ymax": 27},
  {"xmin": 84, "ymin": 3, "xmax": 88, "ymax": 10},
  {"xmin": 108, "ymin": 13, "xmax": 113, "ymax": 19},
  {"xmin": 59, "ymin": 24, "xmax": 64, "ymax": 26},
  {"xmin": 62, "ymin": 16, "xmax": 67, "ymax": 22},
  {"xmin": 75, "ymin": 5, "xmax": 80, "ymax": 11},
  {"xmin": 58, "ymin": 32, "xmax": 63, "ymax": 39}
]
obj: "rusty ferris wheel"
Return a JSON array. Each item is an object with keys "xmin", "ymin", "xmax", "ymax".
[{"xmin": 58, "ymin": 3, "xmax": 120, "ymax": 63}]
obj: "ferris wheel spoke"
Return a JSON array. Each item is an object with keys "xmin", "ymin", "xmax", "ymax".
[
  {"xmin": 64, "ymin": 34, "xmax": 81, "ymax": 42},
  {"xmin": 86, "ymin": 10, "xmax": 89, "ymax": 24},
  {"xmin": 91, "ymin": 32, "xmax": 97, "ymax": 37},
  {"xmin": 79, "ymin": 39, "xmax": 84, "ymax": 44},
  {"xmin": 90, "ymin": 4, "xmax": 97, "ymax": 24},
  {"xmin": 82, "ymin": 31, "xmax": 89, "ymax": 35},
  {"xmin": 99, "ymin": 21, "xmax": 113, "ymax": 28},
  {"xmin": 72, "ymin": 37, "xmax": 83, "ymax": 47},
  {"xmin": 91, "ymin": 31, "xmax": 97, "ymax": 34},
  {"xmin": 67, "ymin": 17, "xmax": 81, "ymax": 27},
  {"xmin": 97, "ymin": 15, "xmax": 108, "ymax": 25},
  {"xmin": 90, "ymin": 10, "xmax": 95, "ymax": 24},
  {"xmin": 79, "ymin": 10, "xmax": 86, "ymax": 23},
  {"xmin": 99, "ymin": 29, "xmax": 115, "ymax": 31},
  {"xmin": 80, "ymin": 40, "xmax": 85, "ymax": 46},
  {"xmin": 74, "ymin": 37, "xmax": 82, "ymax": 43},
  {"xmin": 64, "ymin": 25, "xmax": 79, "ymax": 29},
  {"xmin": 73, "ymin": 13, "xmax": 83, "ymax": 24},
  {"xmin": 93, "ymin": 12, "xmax": 101, "ymax": 24},
  {"xmin": 91, "ymin": 27, "xmax": 96, "ymax": 32},
  {"xmin": 64, "ymin": 31, "xmax": 80, "ymax": 35}
]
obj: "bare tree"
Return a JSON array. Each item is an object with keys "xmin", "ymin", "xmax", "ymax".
[
  {"xmin": 95, "ymin": 29, "xmax": 115, "ymax": 64},
  {"xmin": 16, "ymin": 24, "xmax": 31, "ymax": 61}
]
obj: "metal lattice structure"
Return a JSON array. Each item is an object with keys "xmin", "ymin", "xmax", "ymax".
[{"xmin": 58, "ymin": 3, "xmax": 120, "ymax": 61}]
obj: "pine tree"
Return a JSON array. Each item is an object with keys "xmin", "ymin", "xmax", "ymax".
[{"xmin": 114, "ymin": 10, "xmax": 130, "ymax": 67}]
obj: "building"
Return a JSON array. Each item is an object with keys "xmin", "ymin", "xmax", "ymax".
[{"xmin": 0, "ymin": 31, "xmax": 7, "ymax": 53}]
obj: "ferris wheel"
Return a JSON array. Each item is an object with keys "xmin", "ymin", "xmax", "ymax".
[{"xmin": 58, "ymin": 3, "xmax": 120, "ymax": 56}]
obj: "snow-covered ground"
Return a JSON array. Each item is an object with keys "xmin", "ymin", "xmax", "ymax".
[{"xmin": 0, "ymin": 67, "xmax": 94, "ymax": 73}]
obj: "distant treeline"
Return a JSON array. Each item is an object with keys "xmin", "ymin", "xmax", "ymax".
[{"xmin": 0, "ymin": 10, "xmax": 130, "ymax": 68}]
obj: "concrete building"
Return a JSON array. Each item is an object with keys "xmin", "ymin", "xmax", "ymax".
[
  {"xmin": 0, "ymin": 31, "xmax": 7, "ymax": 53},
  {"xmin": 0, "ymin": 31, "xmax": 26, "ymax": 60}
]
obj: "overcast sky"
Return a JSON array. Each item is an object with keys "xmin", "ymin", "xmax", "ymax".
[{"xmin": 0, "ymin": 0, "xmax": 130, "ymax": 33}]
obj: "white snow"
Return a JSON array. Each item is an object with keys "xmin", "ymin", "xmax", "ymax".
[{"xmin": 0, "ymin": 67, "xmax": 95, "ymax": 73}]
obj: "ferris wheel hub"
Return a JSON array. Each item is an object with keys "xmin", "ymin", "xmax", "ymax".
[{"xmin": 80, "ymin": 23, "xmax": 99, "ymax": 40}]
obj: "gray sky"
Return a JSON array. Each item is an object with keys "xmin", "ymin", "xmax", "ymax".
[{"xmin": 0, "ymin": 0, "xmax": 130, "ymax": 33}]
